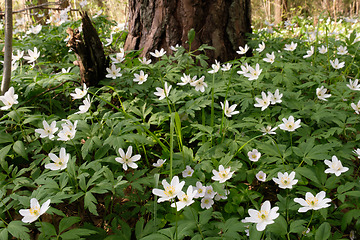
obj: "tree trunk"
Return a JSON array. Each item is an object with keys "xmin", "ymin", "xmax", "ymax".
[
  {"xmin": 274, "ymin": 0, "xmax": 282, "ymax": 25},
  {"xmin": 1, "ymin": 0, "xmax": 13, "ymax": 95},
  {"xmin": 124, "ymin": 0, "xmax": 252, "ymax": 63},
  {"xmin": 66, "ymin": 11, "xmax": 109, "ymax": 87}
]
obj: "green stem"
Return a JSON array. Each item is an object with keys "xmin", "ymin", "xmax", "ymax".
[
  {"xmin": 301, "ymin": 211, "xmax": 314, "ymax": 240},
  {"xmin": 170, "ymin": 114, "xmax": 174, "ymax": 179}
]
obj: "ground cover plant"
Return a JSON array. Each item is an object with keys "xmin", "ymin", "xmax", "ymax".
[{"xmin": 1, "ymin": 10, "xmax": 360, "ymax": 240}]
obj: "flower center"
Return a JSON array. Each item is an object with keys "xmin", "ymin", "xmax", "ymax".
[
  {"xmin": 306, "ymin": 197, "xmax": 318, "ymax": 207},
  {"xmin": 30, "ymin": 206, "xmax": 40, "ymax": 216},
  {"xmin": 164, "ymin": 186, "xmax": 175, "ymax": 197},
  {"xmin": 258, "ymin": 210, "xmax": 268, "ymax": 220}
]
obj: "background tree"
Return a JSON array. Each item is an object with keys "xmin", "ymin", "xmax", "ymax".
[
  {"xmin": 1, "ymin": 0, "xmax": 12, "ymax": 95},
  {"xmin": 124, "ymin": 0, "xmax": 252, "ymax": 63}
]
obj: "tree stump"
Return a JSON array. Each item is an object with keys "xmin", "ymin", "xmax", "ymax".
[{"xmin": 66, "ymin": 11, "xmax": 109, "ymax": 87}]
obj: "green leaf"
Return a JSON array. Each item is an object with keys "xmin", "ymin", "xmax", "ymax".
[
  {"xmin": 13, "ymin": 141, "xmax": 28, "ymax": 160},
  {"xmin": 60, "ymin": 228, "xmax": 97, "ymax": 239},
  {"xmin": 188, "ymin": 28, "xmax": 195, "ymax": 45},
  {"xmin": 267, "ymin": 215, "xmax": 287, "ymax": 235},
  {"xmin": 0, "ymin": 228, "xmax": 8, "ymax": 240},
  {"xmin": 135, "ymin": 218, "xmax": 145, "ymax": 239},
  {"xmin": 289, "ymin": 220, "xmax": 307, "ymax": 233},
  {"xmin": 315, "ymin": 222, "xmax": 330, "ymax": 240},
  {"xmin": 84, "ymin": 192, "xmax": 98, "ymax": 215},
  {"xmin": 59, "ymin": 217, "xmax": 81, "ymax": 234},
  {"xmin": 36, "ymin": 222, "xmax": 57, "ymax": 237},
  {"xmin": 0, "ymin": 144, "xmax": 12, "ymax": 162},
  {"xmin": 199, "ymin": 209, "xmax": 212, "ymax": 225},
  {"xmin": 7, "ymin": 221, "xmax": 30, "ymax": 240},
  {"xmin": 0, "ymin": 132, "xmax": 13, "ymax": 144}
]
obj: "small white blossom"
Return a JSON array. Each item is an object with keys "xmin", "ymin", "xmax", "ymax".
[
  {"xmin": 133, "ymin": 70, "xmax": 148, "ymax": 85},
  {"xmin": 211, "ymin": 165, "xmax": 235, "ymax": 183},
  {"xmin": 200, "ymin": 197, "xmax": 214, "ymax": 209},
  {"xmin": 256, "ymin": 171, "xmax": 266, "ymax": 182},
  {"xmin": 70, "ymin": 83, "xmax": 88, "ymax": 100},
  {"xmin": 115, "ymin": 146, "xmax": 141, "ymax": 171},
  {"xmin": 75, "ymin": 95, "xmax": 91, "ymax": 114},
  {"xmin": 351, "ymin": 100, "xmax": 360, "ymax": 114},
  {"xmin": 154, "ymin": 82, "xmax": 172, "ymax": 100},
  {"xmin": 272, "ymin": 171, "xmax": 298, "ymax": 189},
  {"xmin": 35, "ymin": 120, "xmax": 58, "ymax": 140},
  {"xmin": 318, "ymin": 45, "xmax": 328, "ymax": 54},
  {"xmin": 254, "ymin": 92, "xmax": 271, "ymax": 111},
  {"xmin": 153, "ymin": 159, "xmax": 166, "ymax": 167},
  {"xmin": 150, "ymin": 48, "xmax": 166, "ymax": 58},
  {"xmin": 152, "ymin": 176, "xmax": 185, "ymax": 203},
  {"xmin": 263, "ymin": 52, "xmax": 275, "ymax": 64},
  {"xmin": 139, "ymin": 57, "xmax": 151, "ymax": 65},
  {"xmin": 303, "ymin": 46, "xmax": 314, "ymax": 58},
  {"xmin": 45, "ymin": 147, "xmax": 70, "ymax": 170},
  {"xmin": 346, "ymin": 79, "xmax": 360, "ymax": 91},
  {"xmin": 316, "ymin": 86, "xmax": 331, "ymax": 101},
  {"xmin": 256, "ymin": 42, "xmax": 266, "ymax": 52},
  {"xmin": 191, "ymin": 76, "xmax": 207, "ymax": 92},
  {"xmin": 19, "ymin": 198, "xmax": 51, "ymax": 223},
  {"xmin": 23, "ymin": 47, "xmax": 40, "ymax": 64},
  {"xmin": 244, "ymin": 63, "xmax": 262, "ymax": 80},
  {"xmin": 279, "ymin": 116, "xmax": 301, "ymax": 132},
  {"xmin": 220, "ymin": 100, "xmax": 239, "ymax": 117},
  {"xmin": 284, "ymin": 42, "xmax": 297, "ymax": 51},
  {"xmin": 248, "ymin": 149, "xmax": 261, "ymax": 162},
  {"xmin": 294, "ymin": 191, "xmax": 331, "ymax": 212},
  {"xmin": 194, "ymin": 182, "xmax": 206, "ymax": 199},
  {"xmin": 170, "ymin": 185, "xmax": 196, "ymax": 211},
  {"xmin": 324, "ymin": 156, "xmax": 349, "ymax": 176},
  {"xmin": 260, "ymin": 125, "xmax": 277, "ymax": 135},
  {"xmin": 182, "ymin": 165, "xmax": 194, "ymax": 178},
  {"xmin": 236, "ymin": 44, "xmax": 249, "ymax": 55},
  {"xmin": 330, "ymin": 58, "xmax": 345, "ymax": 69},
  {"xmin": 242, "ymin": 200, "xmax": 279, "ymax": 231},
  {"xmin": 0, "ymin": 87, "xmax": 18, "ymax": 110},
  {"xmin": 208, "ymin": 60, "xmax": 221, "ymax": 74},
  {"xmin": 337, "ymin": 45, "xmax": 348, "ymax": 55}
]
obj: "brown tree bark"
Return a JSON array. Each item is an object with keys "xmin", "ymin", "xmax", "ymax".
[
  {"xmin": 1, "ymin": 0, "xmax": 13, "ymax": 95},
  {"xmin": 274, "ymin": 0, "xmax": 282, "ymax": 25},
  {"xmin": 67, "ymin": 11, "xmax": 109, "ymax": 87},
  {"xmin": 124, "ymin": 0, "xmax": 252, "ymax": 63}
]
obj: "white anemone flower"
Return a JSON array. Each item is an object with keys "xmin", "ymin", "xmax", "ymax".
[
  {"xmin": 191, "ymin": 76, "xmax": 207, "ymax": 92},
  {"xmin": 330, "ymin": 58, "xmax": 345, "ymax": 69},
  {"xmin": 237, "ymin": 63, "xmax": 250, "ymax": 75},
  {"xmin": 244, "ymin": 63, "xmax": 262, "ymax": 80},
  {"xmin": 133, "ymin": 70, "xmax": 148, "ymax": 85},
  {"xmin": 150, "ymin": 48, "xmax": 166, "ymax": 58},
  {"xmin": 284, "ymin": 42, "xmax": 297, "ymax": 51},
  {"xmin": 0, "ymin": 86, "xmax": 18, "ymax": 110},
  {"xmin": 106, "ymin": 64, "xmax": 122, "ymax": 79},
  {"xmin": 211, "ymin": 165, "xmax": 235, "ymax": 183},
  {"xmin": 220, "ymin": 100, "xmax": 239, "ymax": 117},
  {"xmin": 346, "ymin": 79, "xmax": 360, "ymax": 91},
  {"xmin": 272, "ymin": 171, "xmax": 298, "ymax": 189},
  {"xmin": 318, "ymin": 45, "xmax": 328, "ymax": 54},
  {"xmin": 263, "ymin": 52, "xmax": 275, "ymax": 64},
  {"xmin": 303, "ymin": 46, "xmax": 314, "ymax": 58},
  {"xmin": 194, "ymin": 181, "xmax": 206, "ymax": 199},
  {"xmin": 353, "ymin": 148, "xmax": 360, "ymax": 158},
  {"xmin": 45, "ymin": 147, "xmax": 70, "ymax": 170},
  {"xmin": 236, "ymin": 44, "xmax": 249, "ymax": 55},
  {"xmin": 170, "ymin": 185, "xmax": 196, "ymax": 211},
  {"xmin": 204, "ymin": 185, "xmax": 216, "ymax": 199},
  {"xmin": 182, "ymin": 165, "xmax": 194, "ymax": 178},
  {"xmin": 351, "ymin": 100, "xmax": 360, "ymax": 114},
  {"xmin": 110, "ymin": 52, "xmax": 125, "ymax": 64},
  {"xmin": 242, "ymin": 200, "xmax": 279, "ymax": 231},
  {"xmin": 23, "ymin": 47, "xmax": 40, "ymax": 64},
  {"xmin": 268, "ymin": 89, "xmax": 283, "ymax": 104},
  {"xmin": 154, "ymin": 82, "xmax": 172, "ymax": 100},
  {"xmin": 324, "ymin": 155, "xmax": 349, "ymax": 176},
  {"xmin": 115, "ymin": 146, "xmax": 141, "ymax": 171},
  {"xmin": 153, "ymin": 159, "xmax": 166, "ymax": 167},
  {"xmin": 200, "ymin": 197, "xmax": 214, "ymax": 209},
  {"xmin": 337, "ymin": 45, "xmax": 348, "ymax": 55},
  {"xmin": 139, "ymin": 57, "xmax": 151, "ymax": 65},
  {"xmin": 19, "ymin": 198, "xmax": 51, "ymax": 223},
  {"xmin": 256, "ymin": 171, "xmax": 266, "ymax": 182},
  {"xmin": 260, "ymin": 125, "xmax": 277, "ymax": 135},
  {"xmin": 35, "ymin": 120, "xmax": 58, "ymax": 140},
  {"xmin": 254, "ymin": 92, "xmax": 271, "ymax": 111},
  {"xmin": 316, "ymin": 86, "xmax": 331, "ymax": 101},
  {"xmin": 294, "ymin": 191, "xmax": 331, "ymax": 212},
  {"xmin": 75, "ymin": 95, "xmax": 91, "ymax": 114},
  {"xmin": 152, "ymin": 176, "xmax": 185, "ymax": 202},
  {"xmin": 248, "ymin": 149, "xmax": 261, "ymax": 162},
  {"xmin": 70, "ymin": 83, "xmax": 88, "ymax": 100},
  {"xmin": 278, "ymin": 116, "xmax": 301, "ymax": 132},
  {"xmin": 256, "ymin": 42, "xmax": 266, "ymax": 52},
  {"xmin": 221, "ymin": 63, "xmax": 232, "ymax": 71},
  {"xmin": 208, "ymin": 60, "xmax": 220, "ymax": 74}
]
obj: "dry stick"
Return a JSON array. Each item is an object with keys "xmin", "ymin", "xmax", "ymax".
[
  {"xmin": 0, "ymin": 1, "xmax": 79, "ymax": 16},
  {"xmin": 20, "ymin": 80, "xmax": 81, "ymax": 107}
]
